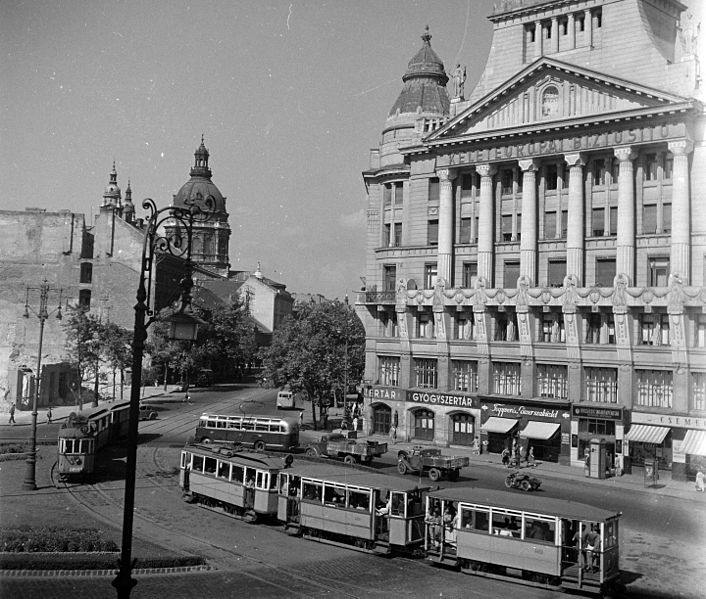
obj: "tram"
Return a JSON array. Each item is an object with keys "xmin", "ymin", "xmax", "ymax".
[
  {"xmin": 424, "ymin": 487, "xmax": 622, "ymax": 596},
  {"xmin": 179, "ymin": 443, "xmax": 292, "ymax": 522},
  {"xmin": 57, "ymin": 401, "xmax": 131, "ymax": 481},
  {"xmin": 277, "ymin": 462, "xmax": 428, "ymax": 555}
]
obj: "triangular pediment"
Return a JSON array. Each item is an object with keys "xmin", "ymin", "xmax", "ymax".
[{"xmin": 427, "ymin": 58, "xmax": 691, "ymax": 142}]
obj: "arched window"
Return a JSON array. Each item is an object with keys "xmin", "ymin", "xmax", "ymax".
[{"xmin": 541, "ymin": 86, "xmax": 559, "ymax": 118}]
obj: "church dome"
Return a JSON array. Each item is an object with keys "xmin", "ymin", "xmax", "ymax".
[
  {"xmin": 388, "ymin": 27, "xmax": 450, "ymax": 118},
  {"xmin": 172, "ymin": 137, "xmax": 227, "ymax": 216},
  {"xmin": 103, "ymin": 161, "xmax": 121, "ymax": 205}
]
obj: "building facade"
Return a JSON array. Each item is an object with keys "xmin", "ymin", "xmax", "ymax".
[{"xmin": 357, "ymin": 0, "xmax": 706, "ymax": 481}]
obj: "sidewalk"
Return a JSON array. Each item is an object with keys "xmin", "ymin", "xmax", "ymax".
[
  {"xmin": 1, "ymin": 385, "xmax": 181, "ymax": 429},
  {"xmin": 364, "ymin": 432, "xmax": 701, "ymax": 502}
]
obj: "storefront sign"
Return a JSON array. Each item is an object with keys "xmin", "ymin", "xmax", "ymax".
[
  {"xmin": 631, "ymin": 412, "xmax": 706, "ymax": 431},
  {"xmin": 572, "ymin": 406, "xmax": 623, "ymax": 420},
  {"xmin": 482, "ymin": 402, "xmax": 569, "ymax": 421},
  {"xmin": 439, "ymin": 123, "xmax": 684, "ymax": 165},
  {"xmin": 364, "ymin": 386, "xmax": 403, "ymax": 402},
  {"xmin": 407, "ymin": 391, "xmax": 477, "ymax": 408}
]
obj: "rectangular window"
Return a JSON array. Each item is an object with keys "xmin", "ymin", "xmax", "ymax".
[
  {"xmin": 585, "ymin": 367, "xmax": 618, "ymax": 403},
  {"xmin": 452, "ymin": 360, "xmax": 478, "ymax": 392},
  {"xmin": 595, "ymin": 258, "xmax": 616, "ymax": 287},
  {"xmin": 592, "ymin": 207, "xmax": 605, "ymax": 236},
  {"xmin": 383, "ymin": 224, "xmax": 391, "ymax": 247},
  {"xmin": 501, "ymin": 169, "xmax": 513, "ymax": 195},
  {"xmin": 80, "ymin": 262, "xmax": 93, "ymax": 284},
  {"xmin": 644, "ymin": 154, "xmax": 658, "ymax": 181},
  {"xmin": 504, "ymin": 261, "xmax": 520, "ymax": 288},
  {"xmin": 463, "ymin": 262, "xmax": 477, "ymax": 288},
  {"xmin": 648, "ymin": 258, "xmax": 669, "ymax": 287},
  {"xmin": 460, "ymin": 217, "xmax": 472, "ymax": 244},
  {"xmin": 643, "ymin": 204, "xmax": 657, "ymax": 234},
  {"xmin": 383, "ymin": 265, "xmax": 397, "ymax": 292},
  {"xmin": 424, "ymin": 263, "xmax": 437, "ymax": 289},
  {"xmin": 537, "ymin": 364, "xmax": 568, "ymax": 399},
  {"xmin": 545, "ymin": 164, "xmax": 558, "ymax": 191},
  {"xmin": 664, "ymin": 154, "xmax": 673, "ymax": 180},
  {"xmin": 414, "ymin": 358, "xmax": 438, "ymax": 389},
  {"xmin": 560, "ymin": 210, "xmax": 568, "ymax": 238},
  {"xmin": 427, "ymin": 219, "xmax": 439, "ymax": 246},
  {"xmin": 501, "ymin": 214, "xmax": 513, "ymax": 242},
  {"xmin": 453, "ymin": 311, "xmax": 474, "ymax": 341},
  {"xmin": 380, "ymin": 311, "xmax": 398, "ymax": 338},
  {"xmin": 548, "ymin": 260, "xmax": 566, "ymax": 287},
  {"xmin": 492, "ymin": 362, "xmax": 521, "ymax": 395},
  {"xmin": 78, "ymin": 289, "xmax": 91, "ymax": 310},
  {"xmin": 662, "ymin": 204, "xmax": 671, "ymax": 234},
  {"xmin": 379, "ymin": 356, "xmax": 400, "ymax": 386},
  {"xmin": 592, "ymin": 159, "xmax": 606, "ymax": 186},
  {"xmin": 415, "ymin": 312, "xmax": 434, "ymax": 339},
  {"xmin": 544, "ymin": 211, "xmax": 556, "ymax": 238},
  {"xmin": 695, "ymin": 314, "xmax": 706, "ymax": 348},
  {"xmin": 461, "ymin": 173, "xmax": 474, "ymax": 198},
  {"xmin": 585, "ymin": 312, "xmax": 615, "ymax": 344},
  {"xmin": 81, "ymin": 231, "xmax": 94, "ymax": 259},
  {"xmin": 692, "ymin": 372, "xmax": 706, "ymax": 411},
  {"xmin": 394, "ymin": 182, "xmax": 404, "ymax": 205},
  {"xmin": 636, "ymin": 370, "xmax": 673, "ymax": 408},
  {"xmin": 539, "ymin": 313, "xmax": 564, "ymax": 343},
  {"xmin": 640, "ymin": 313, "xmax": 669, "ymax": 346},
  {"xmin": 609, "ymin": 206, "xmax": 618, "ymax": 235},
  {"xmin": 428, "ymin": 178, "xmax": 440, "ymax": 203},
  {"xmin": 383, "ymin": 184, "xmax": 392, "ymax": 207}
]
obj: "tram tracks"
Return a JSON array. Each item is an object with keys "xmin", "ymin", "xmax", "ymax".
[{"xmin": 54, "ymin": 444, "xmax": 393, "ymax": 598}]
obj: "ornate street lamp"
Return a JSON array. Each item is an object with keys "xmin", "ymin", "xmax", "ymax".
[
  {"xmin": 22, "ymin": 279, "xmax": 63, "ymax": 491},
  {"xmin": 112, "ymin": 196, "xmax": 213, "ymax": 598}
]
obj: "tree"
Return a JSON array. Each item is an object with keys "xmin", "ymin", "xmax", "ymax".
[
  {"xmin": 259, "ymin": 299, "xmax": 364, "ymax": 430},
  {"xmin": 101, "ymin": 321, "xmax": 133, "ymax": 402},
  {"xmin": 62, "ymin": 306, "xmax": 102, "ymax": 409}
]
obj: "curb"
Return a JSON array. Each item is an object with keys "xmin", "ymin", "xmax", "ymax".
[{"xmin": 0, "ymin": 564, "xmax": 213, "ymax": 577}]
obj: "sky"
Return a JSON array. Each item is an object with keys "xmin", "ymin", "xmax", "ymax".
[{"xmin": 2, "ymin": 0, "xmax": 496, "ymax": 300}]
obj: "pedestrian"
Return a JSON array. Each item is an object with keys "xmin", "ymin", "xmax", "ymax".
[
  {"xmin": 352, "ymin": 416, "xmax": 358, "ymax": 432},
  {"xmin": 389, "ymin": 424, "xmax": 397, "ymax": 444},
  {"xmin": 298, "ymin": 409, "xmax": 304, "ymax": 428},
  {"xmin": 8, "ymin": 404, "xmax": 16, "ymax": 425},
  {"xmin": 696, "ymin": 469, "xmax": 706, "ymax": 493},
  {"xmin": 501, "ymin": 447, "xmax": 510, "ymax": 467},
  {"xmin": 528, "ymin": 446, "xmax": 535, "ymax": 467},
  {"xmin": 46, "ymin": 406, "xmax": 52, "ymax": 424}
]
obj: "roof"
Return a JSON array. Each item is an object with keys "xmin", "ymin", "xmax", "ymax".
[
  {"xmin": 428, "ymin": 487, "xmax": 620, "ymax": 522},
  {"xmin": 284, "ymin": 461, "xmax": 427, "ymax": 492},
  {"xmin": 184, "ymin": 443, "xmax": 288, "ymax": 470}
]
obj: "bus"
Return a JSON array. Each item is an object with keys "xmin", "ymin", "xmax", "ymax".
[
  {"xmin": 194, "ymin": 413, "xmax": 299, "ymax": 452},
  {"xmin": 276, "ymin": 389, "xmax": 295, "ymax": 409}
]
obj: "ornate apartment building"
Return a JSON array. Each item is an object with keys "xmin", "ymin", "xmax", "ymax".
[{"xmin": 357, "ymin": 0, "xmax": 705, "ymax": 481}]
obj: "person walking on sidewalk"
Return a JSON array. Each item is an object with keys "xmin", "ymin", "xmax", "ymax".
[
  {"xmin": 696, "ymin": 469, "xmax": 706, "ymax": 493},
  {"xmin": 8, "ymin": 404, "xmax": 16, "ymax": 425},
  {"xmin": 389, "ymin": 424, "xmax": 397, "ymax": 444},
  {"xmin": 46, "ymin": 406, "xmax": 52, "ymax": 424}
]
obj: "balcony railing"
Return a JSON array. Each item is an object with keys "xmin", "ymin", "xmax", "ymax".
[{"xmin": 357, "ymin": 290, "xmax": 396, "ymax": 305}]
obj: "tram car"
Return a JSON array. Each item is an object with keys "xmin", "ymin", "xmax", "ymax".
[
  {"xmin": 179, "ymin": 442, "xmax": 292, "ymax": 522},
  {"xmin": 277, "ymin": 462, "xmax": 429, "ymax": 555},
  {"xmin": 57, "ymin": 401, "xmax": 131, "ymax": 481},
  {"xmin": 424, "ymin": 487, "xmax": 622, "ymax": 596}
]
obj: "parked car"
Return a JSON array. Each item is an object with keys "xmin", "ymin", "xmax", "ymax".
[{"xmin": 139, "ymin": 404, "xmax": 158, "ymax": 420}]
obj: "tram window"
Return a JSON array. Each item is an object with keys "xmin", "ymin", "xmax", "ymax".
[
  {"xmin": 205, "ymin": 419, "xmax": 216, "ymax": 428},
  {"xmin": 604, "ymin": 520, "xmax": 617, "ymax": 548},
  {"xmin": 227, "ymin": 419, "xmax": 240, "ymax": 429},
  {"xmin": 390, "ymin": 492, "xmax": 405, "ymax": 517},
  {"xmin": 204, "ymin": 457, "xmax": 217, "ymax": 474},
  {"xmin": 256, "ymin": 471, "xmax": 268, "ymax": 489},
  {"xmin": 524, "ymin": 516, "xmax": 555, "ymax": 543},
  {"xmin": 269, "ymin": 473, "xmax": 278, "ymax": 490},
  {"xmin": 192, "ymin": 455, "xmax": 204, "ymax": 472},
  {"xmin": 242, "ymin": 419, "xmax": 254, "ymax": 431},
  {"xmin": 407, "ymin": 492, "xmax": 423, "ymax": 516},
  {"xmin": 255, "ymin": 421, "xmax": 268, "ymax": 432},
  {"xmin": 232, "ymin": 465, "xmax": 244, "ymax": 483},
  {"xmin": 217, "ymin": 461, "xmax": 230, "ymax": 479},
  {"xmin": 348, "ymin": 489, "xmax": 370, "ymax": 510},
  {"xmin": 324, "ymin": 484, "xmax": 346, "ymax": 506},
  {"xmin": 470, "ymin": 508, "xmax": 490, "ymax": 533},
  {"xmin": 216, "ymin": 420, "xmax": 227, "ymax": 429},
  {"xmin": 180, "ymin": 452, "xmax": 187, "ymax": 469},
  {"xmin": 303, "ymin": 481, "xmax": 323, "ymax": 501},
  {"xmin": 492, "ymin": 510, "xmax": 521, "ymax": 537}
]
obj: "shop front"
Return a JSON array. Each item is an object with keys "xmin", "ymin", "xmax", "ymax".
[
  {"xmin": 363, "ymin": 385, "xmax": 404, "ymax": 436},
  {"xmin": 405, "ymin": 390, "xmax": 479, "ymax": 446},
  {"xmin": 571, "ymin": 405, "xmax": 625, "ymax": 470},
  {"xmin": 628, "ymin": 412, "xmax": 706, "ymax": 481},
  {"xmin": 479, "ymin": 397, "xmax": 571, "ymax": 465}
]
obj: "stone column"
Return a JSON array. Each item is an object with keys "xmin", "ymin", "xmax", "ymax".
[
  {"xmin": 585, "ymin": 9, "xmax": 593, "ymax": 47},
  {"xmin": 437, "ymin": 168, "xmax": 456, "ymax": 286},
  {"xmin": 564, "ymin": 153, "xmax": 586, "ymax": 285},
  {"xmin": 551, "ymin": 17, "xmax": 559, "ymax": 53},
  {"xmin": 614, "ymin": 146, "xmax": 636, "ymax": 284},
  {"xmin": 535, "ymin": 21, "xmax": 543, "ymax": 58},
  {"xmin": 476, "ymin": 164, "xmax": 497, "ymax": 284},
  {"xmin": 519, "ymin": 159, "xmax": 539, "ymax": 286},
  {"xmin": 567, "ymin": 13, "xmax": 575, "ymax": 49},
  {"xmin": 668, "ymin": 140, "xmax": 693, "ymax": 283}
]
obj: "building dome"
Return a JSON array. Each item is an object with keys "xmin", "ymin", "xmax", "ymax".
[
  {"xmin": 172, "ymin": 137, "xmax": 227, "ymax": 216},
  {"xmin": 102, "ymin": 161, "xmax": 121, "ymax": 206},
  {"xmin": 388, "ymin": 26, "xmax": 450, "ymax": 118}
]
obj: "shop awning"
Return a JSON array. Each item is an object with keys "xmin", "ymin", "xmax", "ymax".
[
  {"xmin": 680, "ymin": 430, "xmax": 706, "ymax": 457},
  {"xmin": 626, "ymin": 424, "xmax": 670, "ymax": 444},
  {"xmin": 481, "ymin": 417, "xmax": 518, "ymax": 434},
  {"xmin": 521, "ymin": 421, "xmax": 560, "ymax": 440}
]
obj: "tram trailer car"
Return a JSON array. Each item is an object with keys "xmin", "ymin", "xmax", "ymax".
[
  {"xmin": 425, "ymin": 487, "xmax": 622, "ymax": 596},
  {"xmin": 277, "ymin": 462, "xmax": 428, "ymax": 555},
  {"xmin": 57, "ymin": 401, "xmax": 131, "ymax": 481},
  {"xmin": 179, "ymin": 443, "xmax": 292, "ymax": 522}
]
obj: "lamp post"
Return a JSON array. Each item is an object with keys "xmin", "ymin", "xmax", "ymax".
[
  {"xmin": 22, "ymin": 280, "xmax": 63, "ymax": 491},
  {"xmin": 112, "ymin": 196, "xmax": 212, "ymax": 599}
]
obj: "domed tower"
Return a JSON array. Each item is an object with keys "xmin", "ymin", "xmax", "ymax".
[
  {"xmin": 102, "ymin": 161, "xmax": 122, "ymax": 208},
  {"xmin": 122, "ymin": 179, "xmax": 135, "ymax": 224},
  {"xmin": 168, "ymin": 136, "xmax": 231, "ymax": 276},
  {"xmin": 380, "ymin": 26, "xmax": 450, "ymax": 167}
]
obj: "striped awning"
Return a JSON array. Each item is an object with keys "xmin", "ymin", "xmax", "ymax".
[
  {"xmin": 521, "ymin": 420, "xmax": 561, "ymax": 440},
  {"xmin": 680, "ymin": 430, "xmax": 706, "ymax": 457},
  {"xmin": 481, "ymin": 417, "xmax": 518, "ymax": 434},
  {"xmin": 626, "ymin": 424, "xmax": 670, "ymax": 444}
]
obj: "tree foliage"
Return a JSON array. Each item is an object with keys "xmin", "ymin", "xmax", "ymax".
[{"xmin": 258, "ymin": 299, "xmax": 364, "ymax": 429}]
